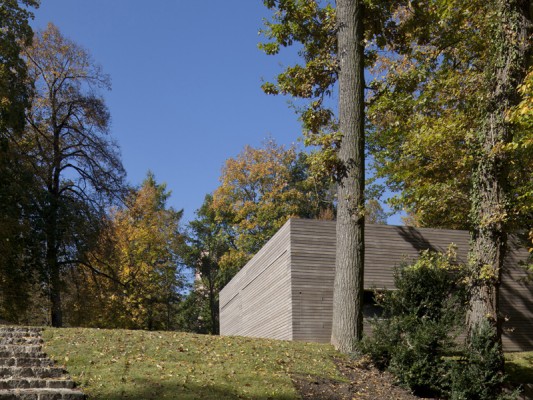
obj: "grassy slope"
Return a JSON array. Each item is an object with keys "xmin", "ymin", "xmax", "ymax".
[
  {"xmin": 42, "ymin": 328, "xmax": 533, "ymax": 399},
  {"xmin": 42, "ymin": 328, "xmax": 344, "ymax": 400}
]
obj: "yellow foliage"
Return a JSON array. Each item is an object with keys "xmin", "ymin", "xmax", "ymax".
[
  {"xmin": 78, "ymin": 173, "xmax": 184, "ymax": 330},
  {"xmin": 211, "ymin": 139, "xmax": 330, "ymax": 265}
]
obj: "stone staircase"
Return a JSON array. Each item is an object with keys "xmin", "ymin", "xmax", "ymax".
[{"xmin": 0, "ymin": 327, "xmax": 86, "ymax": 399}]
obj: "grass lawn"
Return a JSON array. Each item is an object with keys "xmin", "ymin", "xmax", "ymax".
[
  {"xmin": 42, "ymin": 328, "xmax": 345, "ymax": 400},
  {"xmin": 505, "ymin": 351, "xmax": 533, "ymax": 385},
  {"xmin": 41, "ymin": 328, "xmax": 533, "ymax": 399}
]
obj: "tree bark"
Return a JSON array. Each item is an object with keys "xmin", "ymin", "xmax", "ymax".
[
  {"xmin": 48, "ymin": 94, "xmax": 64, "ymax": 328},
  {"xmin": 331, "ymin": 0, "xmax": 365, "ymax": 353},
  {"xmin": 47, "ymin": 196, "xmax": 63, "ymax": 328},
  {"xmin": 49, "ymin": 258, "xmax": 63, "ymax": 328},
  {"xmin": 467, "ymin": 0, "xmax": 531, "ymax": 350}
]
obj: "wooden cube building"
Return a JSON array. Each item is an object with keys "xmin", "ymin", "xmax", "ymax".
[{"xmin": 219, "ymin": 219, "xmax": 533, "ymax": 352}]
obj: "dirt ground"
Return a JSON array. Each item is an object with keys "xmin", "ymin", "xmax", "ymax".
[{"xmin": 291, "ymin": 357, "xmax": 425, "ymax": 400}]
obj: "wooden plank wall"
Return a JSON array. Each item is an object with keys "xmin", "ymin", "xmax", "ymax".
[
  {"xmin": 220, "ymin": 218, "xmax": 532, "ymax": 351},
  {"xmin": 291, "ymin": 219, "xmax": 336, "ymax": 342},
  {"xmin": 364, "ymin": 224, "xmax": 470, "ymax": 288},
  {"xmin": 289, "ymin": 219, "xmax": 532, "ymax": 351},
  {"xmin": 500, "ymin": 236, "xmax": 533, "ymax": 352},
  {"xmin": 219, "ymin": 221, "xmax": 293, "ymax": 340}
]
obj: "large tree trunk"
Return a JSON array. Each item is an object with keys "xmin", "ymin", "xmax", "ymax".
[
  {"xmin": 49, "ymin": 106, "xmax": 63, "ymax": 328},
  {"xmin": 331, "ymin": 0, "xmax": 365, "ymax": 353},
  {"xmin": 47, "ymin": 198, "xmax": 62, "ymax": 328},
  {"xmin": 49, "ymin": 257, "xmax": 63, "ymax": 328},
  {"xmin": 467, "ymin": 0, "xmax": 531, "ymax": 351}
]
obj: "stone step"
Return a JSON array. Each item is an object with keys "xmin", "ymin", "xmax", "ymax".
[
  {"xmin": 0, "ymin": 333, "xmax": 42, "ymax": 340},
  {"xmin": 0, "ymin": 388, "xmax": 86, "ymax": 399},
  {"xmin": 0, "ymin": 329, "xmax": 42, "ymax": 335},
  {"xmin": 0, "ymin": 347, "xmax": 42, "ymax": 355},
  {"xmin": 0, "ymin": 368, "xmax": 65, "ymax": 379},
  {"xmin": 0, "ymin": 339, "xmax": 43, "ymax": 346},
  {"xmin": 0, "ymin": 378, "xmax": 75, "ymax": 390},
  {"xmin": 0, "ymin": 327, "xmax": 86, "ymax": 399},
  {"xmin": 0, "ymin": 352, "xmax": 47, "ymax": 360},
  {"xmin": 0, "ymin": 359, "xmax": 54, "ymax": 368}
]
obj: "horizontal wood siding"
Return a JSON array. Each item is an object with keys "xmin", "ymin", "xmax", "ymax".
[
  {"xmin": 219, "ymin": 221, "xmax": 292, "ymax": 340},
  {"xmin": 290, "ymin": 219, "xmax": 335, "ymax": 342},
  {"xmin": 288, "ymin": 219, "xmax": 532, "ymax": 351},
  {"xmin": 365, "ymin": 225, "xmax": 470, "ymax": 289},
  {"xmin": 500, "ymin": 236, "xmax": 533, "ymax": 352},
  {"xmin": 219, "ymin": 265, "xmax": 244, "ymax": 336},
  {"xmin": 220, "ymin": 218, "xmax": 532, "ymax": 351}
]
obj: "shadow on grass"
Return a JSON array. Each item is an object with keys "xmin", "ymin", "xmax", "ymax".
[
  {"xmin": 506, "ymin": 358, "xmax": 533, "ymax": 384},
  {"xmin": 85, "ymin": 377, "xmax": 296, "ymax": 400}
]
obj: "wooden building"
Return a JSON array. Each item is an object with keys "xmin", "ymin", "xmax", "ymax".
[{"xmin": 219, "ymin": 218, "xmax": 533, "ymax": 352}]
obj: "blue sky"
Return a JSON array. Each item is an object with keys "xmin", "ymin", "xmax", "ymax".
[{"xmin": 31, "ymin": 1, "xmax": 402, "ymax": 225}]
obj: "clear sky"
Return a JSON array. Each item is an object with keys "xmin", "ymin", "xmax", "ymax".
[{"xmin": 31, "ymin": 1, "xmax": 402, "ymax": 225}]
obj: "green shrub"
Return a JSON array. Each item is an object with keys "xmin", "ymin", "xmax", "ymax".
[
  {"xmin": 360, "ymin": 248, "xmax": 466, "ymax": 397},
  {"xmin": 450, "ymin": 321, "xmax": 519, "ymax": 400}
]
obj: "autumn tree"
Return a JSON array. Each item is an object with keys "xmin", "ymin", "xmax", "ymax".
[
  {"xmin": 179, "ymin": 141, "xmax": 334, "ymax": 333},
  {"xmin": 361, "ymin": 1, "xmax": 531, "ymax": 389},
  {"xmin": 211, "ymin": 139, "xmax": 334, "ymax": 270},
  {"xmin": 466, "ymin": 0, "xmax": 531, "ymax": 373},
  {"xmin": 0, "ymin": 0, "xmax": 39, "ymax": 321},
  {"xmin": 367, "ymin": 1, "xmax": 532, "ymax": 235},
  {"xmin": 108, "ymin": 173, "xmax": 184, "ymax": 330},
  {"xmin": 74, "ymin": 173, "xmax": 185, "ymax": 330},
  {"xmin": 21, "ymin": 23, "xmax": 125, "ymax": 327},
  {"xmin": 366, "ymin": 2, "xmax": 488, "ymax": 230},
  {"xmin": 365, "ymin": 0, "xmax": 531, "ymax": 304},
  {"xmin": 261, "ymin": 0, "xmax": 373, "ymax": 352},
  {"xmin": 61, "ymin": 216, "xmax": 121, "ymax": 327},
  {"xmin": 0, "ymin": 0, "xmax": 38, "ymax": 136}
]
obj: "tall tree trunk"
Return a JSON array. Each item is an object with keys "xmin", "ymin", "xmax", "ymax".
[
  {"xmin": 49, "ymin": 105, "xmax": 63, "ymax": 328},
  {"xmin": 467, "ymin": 0, "xmax": 531, "ymax": 352},
  {"xmin": 331, "ymin": 0, "xmax": 365, "ymax": 353},
  {"xmin": 47, "ymin": 198, "xmax": 62, "ymax": 327},
  {"xmin": 49, "ymin": 256, "xmax": 63, "ymax": 327}
]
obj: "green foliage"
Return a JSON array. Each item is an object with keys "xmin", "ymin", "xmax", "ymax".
[
  {"xmin": 360, "ymin": 249, "xmax": 467, "ymax": 397},
  {"xmin": 0, "ymin": 0, "xmax": 39, "ymax": 322},
  {"xmin": 0, "ymin": 0, "xmax": 38, "ymax": 135},
  {"xmin": 366, "ymin": 0, "xmax": 532, "ymax": 234},
  {"xmin": 261, "ymin": 0, "xmax": 532, "ymax": 235},
  {"xmin": 175, "ymin": 290, "xmax": 214, "ymax": 335},
  {"xmin": 359, "ymin": 1, "xmax": 530, "ymax": 385},
  {"xmin": 260, "ymin": 0, "xmax": 393, "ymax": 195},
  {"xmin": 260, "ymin": 1, "xmax": 341, "ymax": 182},
  {"xmin": 179, "ymin": 194, "xmax": 233, "ymax": 334},
  {"xmin": 450, "ymin": 321, "xmax": 518, "ymax": 400},
  {"xmin": 366, "ymin": 1, "xmax": 488, "ymax": 230}
]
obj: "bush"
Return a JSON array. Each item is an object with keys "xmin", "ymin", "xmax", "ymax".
[
  {"xmin": 450, "ymin": 321, "xmax": 519, "ymax": 400},
  {"xmin": 360, "ymin": 248, "xmax": 467, "ymax": 397}
]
